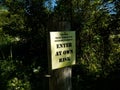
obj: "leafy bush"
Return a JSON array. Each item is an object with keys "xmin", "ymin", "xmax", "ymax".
[{"xmin": 0, "ymin": 59, "xmax": 31, "ymax": 90}]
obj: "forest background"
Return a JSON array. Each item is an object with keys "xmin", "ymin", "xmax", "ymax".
[{"xmin": 0, "ymin": 0, "xmax": 120, "ymax": 90}]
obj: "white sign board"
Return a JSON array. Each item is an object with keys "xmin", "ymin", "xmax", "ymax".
[{"xmin": 50, "ymin": 31, "xmax": 76, "ymax": 70}]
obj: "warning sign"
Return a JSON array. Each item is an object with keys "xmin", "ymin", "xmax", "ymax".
[{"xmin": 50, "ymin": 31, "xmax": 76, "ymax": 70}]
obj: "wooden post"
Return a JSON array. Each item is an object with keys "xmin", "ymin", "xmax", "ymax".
[
  {"xmin": 49, "ymin": 21, "xmax": 72, "ymax": 90},
  {"xmin": 49, "ymin": 67, "xmax": 72, "ymax": 90}
]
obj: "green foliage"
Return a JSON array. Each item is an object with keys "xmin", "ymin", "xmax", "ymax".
[
  {"xmin": 0, "ymin": 59, "xmax": 31, "ymax": 90},
  {"xmin": 7, "ymin": 77, "xmax": 31, "ymax": 90},
  {"xmin": 0, "ymin": 0, "xmax": 120, "ymax": 90}
]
